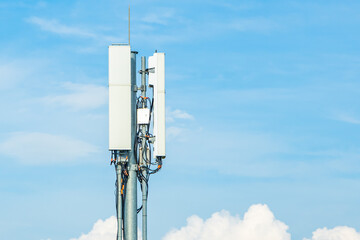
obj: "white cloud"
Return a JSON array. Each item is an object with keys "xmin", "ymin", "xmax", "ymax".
[
  {"xmin": 212, "ymin": 2, "xmax": 262, "ymax": 11},
  {"xmin": 0, "ymin": 132, "xmax": 98, "ymax": 164},
  {"xmin": 163, "ymin": 204, "xmax": 290, "ymax": 240},
  {"xmin": 69, "ymin": 204, "xmax": 360, "ymax": 240},
  {"xmin": 334, "ymin": 113, "xmax": 360, "ymax": 125},
  {"xmin": 217, "ymin": 88, "xmax": 295, "ymax": 103},
  {"xmin": 70, "ymin": 216, "xmax": 117, "ymax": 240},
  {"xmin": 70, "ymin": 205, "xmax": 289, "ymax": 240},
  {"xmin": 166, "ymin": 126, "xmax": 186, "ymax": 140},
  {"xmin": 229, "ymin": 18, "xmax": 279, "ymax": 32},
  {"xmin": 166, "ymin": 109, "xmax": 194, "ymax": 123},
  {"xmin": 42, "ymin": 82, "xmax": 108, "ymax": 110},
  {"xmin": 70, "ymin": 216, "xmax": 143, "ymax": 240},
  {"xmin": 180, "ymin": 130, "xmax": 290, "ymax": 177},
  {"xmin": 305, "ymin": 226, "xmax": 360, "ymax": 240},
  {"xmin": 166, "ymin": 108, "xmax": 194, "ymax": 142},
  {"xmin": 27, "ymin": 17, "xmax": 96, "ymax": 38},
  {"xmin": 0, "ymin": 59, "xmax": 45, "ymax": 89},
  {"xmin": 0, "ymin": 1, "xmax": 47, "ymax": 9},
  {"xmin": 27, "ymin": 17, "xmax": 119, "ymax": 43},
  {"xmin": 141, "ymin": 9, "xmax": 176, "ymax": 25},
  {"xmin": 133, "ymin": 15, "xmax": 279, "ymax": 45}
]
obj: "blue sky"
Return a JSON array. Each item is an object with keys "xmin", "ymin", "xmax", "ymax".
[{"xmin": 1, "ymin": 0, "xmax": 360, "ymax": 239}]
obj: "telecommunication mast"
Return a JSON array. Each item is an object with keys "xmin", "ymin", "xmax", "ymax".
[{"xmin": 108, "ymin": 12, "xmax": 166, "ymax": 240}]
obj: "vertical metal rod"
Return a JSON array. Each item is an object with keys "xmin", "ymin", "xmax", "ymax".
[
  {"xmin": 116, "ymin": 160, "xmax": 123, "ymax": 240},
  {"xmin": 141, "ymin": 171, "xmax": 148, "ymax": 240},
  {"xmin": 124, "ymin": 51, "xmax": 138, "ymax": 240},
  {"xmin": 140, "ymin": 56, "xmax": 148, "ymax": 240},
  {"xmin": 128, "ymin": 5, "xmax": 130, "ymax": 45},
  {"xmin": 141, "ymin": 56, "xmax": 147, "ymax": 102}
]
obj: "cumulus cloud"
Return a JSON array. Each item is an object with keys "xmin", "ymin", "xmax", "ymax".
[
  {"xmin": 69, "ymin": 204, "xmax": 360, "ymax": 240},
  {"xmin": 70, "ymin": 216, "xmax": 117, "ymax": 240},
  {"xmin": 72, "ymin": 205, "xmax": 290, "ymax": 240},
  {"xmin": 163, "ymin": 204, "xmax": 290, "ymax": 240},
  {"xmin": 70, "ymin": 216, "xmax": 143, "ymax": 240},
  {"xmin": 304, "ymin": 226, "xmax": 360, "ymax": 240},
  {"xmin": 42, "ymin": 82, "xmax": 108, "ymax": 110},
  {"xmin": 0, "ymin": 132, "xmax": 98, "ymax": 164}
]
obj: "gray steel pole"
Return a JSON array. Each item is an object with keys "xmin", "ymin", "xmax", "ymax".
[
  {"xmin": 141, "ymin": 169, "xmax": 148, "ymax": 240},
  {"xmin": 116, "ymin": 158, "xmax": 123, "ymax": 240},
  {"xmin": 140, "ymin": 56, "xmax": 148, "ymax": 240},
  {"xmin": 124, "ymin": 51, "xmax": 138, "ymax": 240}
]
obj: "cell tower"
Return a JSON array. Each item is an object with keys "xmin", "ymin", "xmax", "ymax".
[{"xmin": 108, "ymin": 35, "xmax": 166, "ymax": 240}]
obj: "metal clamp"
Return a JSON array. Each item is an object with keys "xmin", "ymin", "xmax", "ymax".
[
  {"xmin": 138, "ymin": 67, "xmax": 155, "ymax": 75},
  {"xmin": 128, "ymin": 164, "xmax": 138, "ymax": 171}
]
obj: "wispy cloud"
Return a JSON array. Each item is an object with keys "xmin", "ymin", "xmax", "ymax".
[
  {"xmin": 0, "ymin": 1, "xmax": 47, "ymax": 9},
  {"xmin": 228, "ymin": 17, "xmax": 279, "ymax": 33},
  {"xmin": 166, "ymin": 108, "xmax": 195, "ymax": 142},
  {"xmin": 41, "ymin": 82, "xmax": 108, "ymax": 110},
  {"xmin": 166, "ymin": 108, "xmax": 194, "ymax": 123},
  {"xmin": 334, "ymin": 113, "xmax": 360, "ymax": 125},
  {"xmin": 27, "ymin": 16, "xmax": 96, "ymax": 38},
  {"xmin": 133, "ymin": 15, "xmax": 279, "ymax": 45},
  {"xmin": 141, "ymin": 8, "xmax": 176, "ymax": 25},
  {"xmin": 193, "ymin": 131, "xmax": 290, "ymax": 177},
  {"xmin": 26, "ymin": 17, "xmax": 119, "ymax": 43},
  {"xmin": 0, "ymin": 132, "xmax": 98, "ymax": 165},
  {"xmin": 0, "ymin": 59, "xmax": 45, "ymax": 89},
  {"xmin": 217, "ymin": 88, "xmax": 296, "ymax": 103},
  {"xmin": 166, "ymin": 126, "xmax": 187, "ymax": 140},
  {"xmin": 211, "ymin": 2, "xmax": 262, "ymax": 11}
]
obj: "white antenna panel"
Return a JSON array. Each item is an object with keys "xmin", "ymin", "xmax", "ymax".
[
  {"xmin": 109, "ymin": 45, "xmax": 132, "ymax": 150},
  {"xmin": 148, "ymin": 53, "xmax": 166, "ymax": 158}
]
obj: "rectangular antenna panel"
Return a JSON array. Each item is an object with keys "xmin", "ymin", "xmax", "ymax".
[
  {"xmin": 148, "ymin": 53, "xmax": 166, "ymax": 157},
  {"xmin": 108, "ymin": 45, "xmax": 131, "ymax": 150}
]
